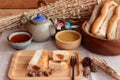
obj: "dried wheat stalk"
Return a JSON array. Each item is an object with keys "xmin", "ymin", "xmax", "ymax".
[
  {"xmin": 0, "ymin": 0, "xmax": 103, "ymax": 32},
  {"xmin": 92, "ymin": 57, "xmax": 120, "ymax": 80}
]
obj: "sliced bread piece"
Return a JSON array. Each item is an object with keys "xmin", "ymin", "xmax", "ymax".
[
  {"xmin": 27, "ymin": 50, "xmax": 49, "ymax": 71},
  {"xmin": 52, "ymin": 50, "xmax": 70, "ymax": 61},
  {"xmin": 48, "ymin": 60, "xmax": 68, "ymax": 70}
]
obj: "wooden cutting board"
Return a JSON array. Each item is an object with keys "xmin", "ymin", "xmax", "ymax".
[{"xmin": 8, "ymin": 50, "xmax": 83, "ymax": 80}]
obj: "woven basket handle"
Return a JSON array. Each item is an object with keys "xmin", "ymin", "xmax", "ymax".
[{"xmin": 38, "ymin": 0, "xmax": 48, "ymax": 7}]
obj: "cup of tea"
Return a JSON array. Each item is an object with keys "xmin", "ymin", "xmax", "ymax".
[
  {"xmin": 55, "ymin": 30, "xmax": 82, "ymax": 50},
  {"xmin": 7, "ymin": 31, "xmax": 33, "ymax": 49}
]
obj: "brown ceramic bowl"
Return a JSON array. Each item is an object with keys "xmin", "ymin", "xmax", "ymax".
[
  {"xmin": 82, "ymin": 21, "xmax": 120, "ymax": 55},
  {"xmin": 55, "ymin": 30, "xmax": 82, "ymax": 50}
]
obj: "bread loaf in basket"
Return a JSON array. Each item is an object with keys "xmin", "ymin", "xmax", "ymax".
[{"xmin": 82, "ymin": 0, "xmax": 120, "ymax": 55}]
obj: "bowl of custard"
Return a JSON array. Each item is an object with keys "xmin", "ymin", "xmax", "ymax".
[
  {"xmin": 55, "ymin": 30, "xmax": 82, "ymax": 50},
  {"xmin": 7, "ymin": 31, "xmax": 33, "ymax": 49}
]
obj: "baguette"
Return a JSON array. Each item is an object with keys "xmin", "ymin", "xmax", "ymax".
[
  {"xmin": 85, "ymin": 3, "xmax": 103, "ymax": 33},
  {"xmin": 91, "ymin": 0, "xmax": 118, "ymax": 38},
  {"xmin": 107, "ymin": 5, "xmax": 120, "ymax": 39}
]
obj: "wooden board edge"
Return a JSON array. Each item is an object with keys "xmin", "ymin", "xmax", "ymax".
[{"xmin": 7, "ymin": 50, "xmax": 33, "ymax": 80}]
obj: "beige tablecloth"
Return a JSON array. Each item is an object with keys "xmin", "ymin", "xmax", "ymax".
[{"xmin": 0, "ymin": 29, "xmax": 120, "ymax": 80}]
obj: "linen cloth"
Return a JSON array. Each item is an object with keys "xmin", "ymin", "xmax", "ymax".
[{"xmin": 0, "ymin": 29, "xmax": 120, "ymax": 80}]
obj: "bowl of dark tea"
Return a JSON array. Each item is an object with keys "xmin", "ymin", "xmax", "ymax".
[{"xmin": 7, "ymin": 31, "xmax": 33, "ymax": 49}]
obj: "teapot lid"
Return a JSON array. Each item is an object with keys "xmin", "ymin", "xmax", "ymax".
[{"xmin": 33, "ymin": 14, "xmax": 46, "ymax": 22}]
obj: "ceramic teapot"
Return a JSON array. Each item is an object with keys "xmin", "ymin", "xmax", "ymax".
[{"xmin": 22, "ymin": 13, "xmax": 56, "ymax": 42}]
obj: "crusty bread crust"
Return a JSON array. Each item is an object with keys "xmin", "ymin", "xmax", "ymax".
[
  {"xmin": 91, "ymin": 0, "xmax": 117, "ymax": 38},
  {"xmin": 107, "ymin": 5, "xmax": 120, "ymax": 39},
  {"xmin": 85, "ymin": 3, "xmax": 103, "ymax": 33}
]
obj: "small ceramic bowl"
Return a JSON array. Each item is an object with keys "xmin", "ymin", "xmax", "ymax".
[
  {"xmin": 7, "ymin": 31, "xmax": 33, "ymax": 49},
  {"xmin": 55, "ymin": 30, "xmax": 82, "ymax": 50}
]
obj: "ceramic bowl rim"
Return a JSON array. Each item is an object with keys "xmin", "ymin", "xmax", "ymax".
[
  {"xmin": 55, "ymin": 30, "xmax": 82, "ymax": 43},
  {"xmin": 7, "ymin": 31, "xmax": 33, "ymax": 43}
]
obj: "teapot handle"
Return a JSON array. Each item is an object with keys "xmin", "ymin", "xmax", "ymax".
[
  {"xmin": 49, "ymin": 18, "xmax": 57, "ymax": 36},
  {"xmin": 49, "ymin": 24, "xmax": 56, "ymax": 37}
]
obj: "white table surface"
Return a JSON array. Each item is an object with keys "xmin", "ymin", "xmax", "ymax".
[{"xmin": 0, "ymin": 29, "xmax": 120, "ymax": 80}]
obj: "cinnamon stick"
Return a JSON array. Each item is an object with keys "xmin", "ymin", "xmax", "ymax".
[{"xmin": 92, "ymin": 57, "xmax": 120, "ymax": 80}]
